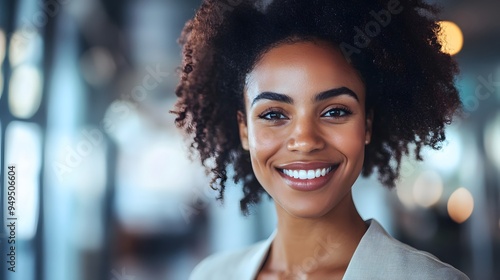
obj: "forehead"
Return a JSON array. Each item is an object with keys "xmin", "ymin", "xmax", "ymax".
[{"xmin": 244, "ymin": 41, "xmax": 365, "ymax": 102}]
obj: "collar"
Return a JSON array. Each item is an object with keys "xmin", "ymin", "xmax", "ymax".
[{"xmin": 245, "ymin": 219, "xmax": 380, "ymax": 280}]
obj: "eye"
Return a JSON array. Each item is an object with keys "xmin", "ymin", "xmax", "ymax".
[
  {"xmin": 321, "ymin": 107, "xmax": 352, "ymax": 118},
  {"xmin": 258, "ymin": 110, "xmax": 288, "ymax": 120}
]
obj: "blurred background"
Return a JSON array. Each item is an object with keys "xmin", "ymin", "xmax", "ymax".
[{"xmin": 0, "ymin": 0, "xmax": 499, "ymax": 279}]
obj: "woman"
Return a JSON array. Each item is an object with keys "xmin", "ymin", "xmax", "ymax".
[{"xmin": 172, "ymin": 0, "xmax": 469, "ymax": 279}]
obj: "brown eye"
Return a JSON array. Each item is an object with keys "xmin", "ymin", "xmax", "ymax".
[
  {"xmin": 321, "ymin": 107, "xmax": 352, "ymax": 118},
  {"xmin": 259, "ymin": 110, "xmax": 288, "ymax": 120}
]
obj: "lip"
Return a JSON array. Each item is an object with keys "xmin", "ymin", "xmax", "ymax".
[
  {"xmin": 276, "ymin": 161, "xmax": 340, "ymax": 192},
  {"xmin": 276, "ymin": 161, "xmax": 334, "ymax": 170}
]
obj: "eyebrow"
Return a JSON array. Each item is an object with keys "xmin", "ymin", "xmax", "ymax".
[
  {"xmin": 314, "ymin": 87, "xmax": 359, "ymax": 102},
  {"xmin": 251, "ymin": 92, "xmax": 293, "ymax": 107},
  {"xmin": 251, "ymin": 86, "xmax": 359, "ymax": 107}
]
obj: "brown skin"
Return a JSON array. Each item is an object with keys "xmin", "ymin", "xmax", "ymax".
[{"xmin": 238, "ymin": 41, "xmax": 373, "ymax": 279}]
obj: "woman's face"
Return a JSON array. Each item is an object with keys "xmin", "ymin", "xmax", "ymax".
[{"xmin": 238, "ymin": 41, "xmax": 372, "ymax": 218}]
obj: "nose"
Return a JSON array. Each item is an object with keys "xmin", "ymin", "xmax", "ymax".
[{"xmin": 286, "ymin": 117, "xmax": 325, "ymax": 153}]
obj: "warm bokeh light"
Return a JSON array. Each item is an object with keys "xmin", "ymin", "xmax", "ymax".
[
  {"xmin": 9, "ymin": 30, "xmax": 43, "ymax": 67},
  {"xmin": 395, "ymin": 159, "xmax": 420, "ymax": 209},
  {"xmin": 396, "ymin": 184, "xmax": 416, "ymax": 209},
  {"xmin": 438, "ymin": 21, "xmax": 464, "ymax": 55},
  {"xmin": 447, "ymin": 187, "xmax": 474, "ymax": 223},
  {"xmin": 8, "ymin": 65, "xmax": 43, "ymax": 118},
  {"xmin": 413, "ymin": 170, "xmax": 443, "ymax": 208}
]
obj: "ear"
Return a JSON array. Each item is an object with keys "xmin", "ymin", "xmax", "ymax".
[
  {"xmin": 237, "ymin": 111, "xmax": 249, "ymax": 150},
  {"xmin": 365, "ymin": 110, "xmax": 373, "ymax": 145}
]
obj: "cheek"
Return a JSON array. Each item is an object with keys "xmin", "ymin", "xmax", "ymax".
[
  {"xmin": 330, "ymin": 122, "xmax": 366, "ymax": 159},
  {"xmin": 247, "ymin": 126, "xmax": 282, "ymax": 177},
  {"xmin": 248, "ymin": 125, "xmax": 281, "ymax": 154}
]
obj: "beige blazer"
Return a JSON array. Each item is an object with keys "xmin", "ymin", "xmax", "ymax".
[{"xmin": 189, "ymin": 219, "xmax": 469, "ymax": 280}]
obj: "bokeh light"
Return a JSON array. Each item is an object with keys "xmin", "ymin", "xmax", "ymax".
[
  {"xmin": 395, "ymin": 159, "xmax": 420, "ymax": 209},
  {"xmin": 447, "ymin": 187, "xmax": 474, "ymax": 223},
  {"xmin": 397, "ymin": 186, "xmax": 416, "ymax": 209},
  {"xmin": 0, "ymin": 29, "xmax": 4, "ymax": 100},
  {"xmin": 0, "ymin": 69, "xmax": 3, "ymax": 100},
  {"xmin": 0, "ymin": 29, "xmax": 5, "ymax": 65},
  {"xmin": 80, "ymin": 47, "xmax": 116, "ymax": 86},
  {"xmin": 413, "ymin": 170, "xmax": 443, "ymax": 208},
  {"xmin": 8, "ymin": 65, "xmax": 43, "ymax": 119},
  {"xmin": 424, "ymin": 128, "xmax": 462, "ymax": 175},
  {"xmin": 4, "ymin": 121, "xmax": 42, "ymax": 240},
  {"xmin": 9, "ymin": 30, "xmax": 43, "ymax": 67},
  {"xmin": 438, "ymin": 21, "xmax": 464, "ymax": 56},
  {"xmin": 484, "ymin": 112, "xmax": 500, "ymax": 170}
]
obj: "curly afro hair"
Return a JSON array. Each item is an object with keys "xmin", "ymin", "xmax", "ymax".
[{"xmin": 172, "ymin": 0, "xmax": 461, "ymax": 214}]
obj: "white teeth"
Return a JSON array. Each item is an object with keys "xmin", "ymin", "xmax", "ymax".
[{"xmin": 282, "ymin": 167, "xmax": 333, "ymax": 180}]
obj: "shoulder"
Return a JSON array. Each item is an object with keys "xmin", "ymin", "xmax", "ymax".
[
  {"xmin": 189, "ymin": 239, "xmax": 270, "ymax": 280},
  {"xmin": 379, "ymin": 233, "xmax": 469, "ymax": 279},
  {"xmin": 345, "ymin": 220, "xmax": 470, "ymax": 280}
]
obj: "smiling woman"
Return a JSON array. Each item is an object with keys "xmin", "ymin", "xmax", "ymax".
[
  {"xmin": 238, "ymin": 42, "xmax": 369, "ymax": 220},
  {"xmin": 171, "ymin": 0, "xmax": 468, "ymax": 279}
]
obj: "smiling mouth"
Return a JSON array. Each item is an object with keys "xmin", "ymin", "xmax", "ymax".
[{"xmin": 278, "ymin": 164, "xmax": 339, "ymax": 180}]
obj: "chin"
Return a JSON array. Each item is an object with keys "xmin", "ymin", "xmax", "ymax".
[
  {"xmin": 277, "ymin": 199, "xmax": 340, "ymax": 219},
  {"xmin": 273, "ymin": 186, "xmax": 354, "ymax": 220}
]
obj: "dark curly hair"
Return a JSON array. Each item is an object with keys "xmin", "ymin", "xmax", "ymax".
[{"xmin": 172, "ymin": 0, "xmax": 461, "ymax": 214}]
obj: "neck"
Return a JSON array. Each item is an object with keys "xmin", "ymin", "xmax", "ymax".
[{"xmin": 266, "ymin": 192, "xmax": 367, "ymax": 277}]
